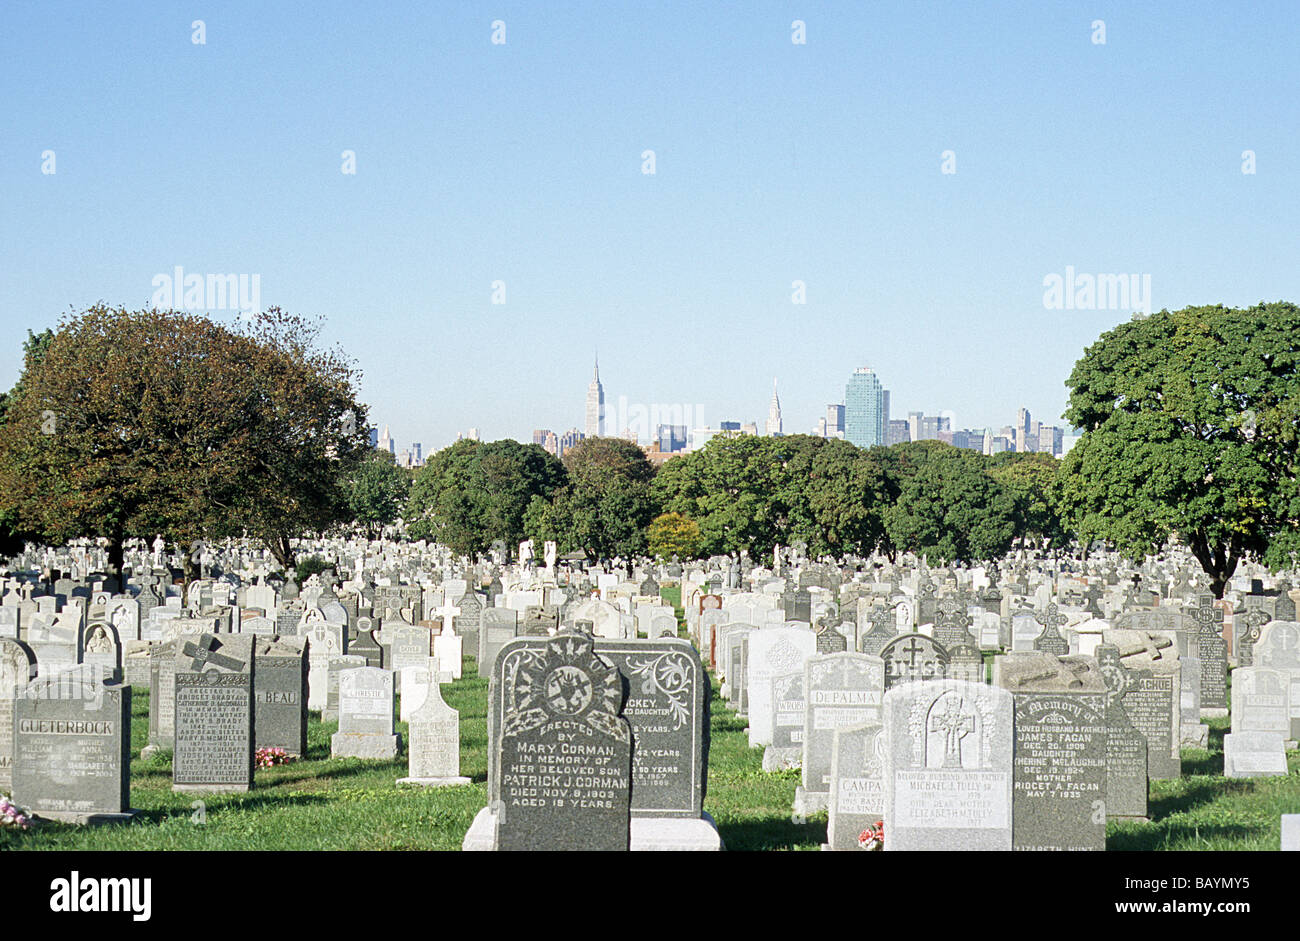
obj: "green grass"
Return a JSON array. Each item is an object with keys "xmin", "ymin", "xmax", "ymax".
[{"xmin": 4, "ymin": 616, "xmax": 1299, "ymax": 849}]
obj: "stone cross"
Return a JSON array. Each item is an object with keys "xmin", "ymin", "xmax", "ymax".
[
  {"xmin": 929, "ymin": 696, "xmax": 974, "ymax": 768},
  {"xmin": 182, "ymin": 635, "xmax": 246, "ymax": 672}
]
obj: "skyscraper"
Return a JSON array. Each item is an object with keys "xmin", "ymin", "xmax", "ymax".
[
  {"xmin": 845, "ymin": 367, "xmax": 888, "ymax": 448},
  {"xmin": 585, "ymin": 358, "xmax": 605, "ymax": 438},
  {"xmin": 765, "ymin": 378, "xmax": 783, "ymax": 436}
]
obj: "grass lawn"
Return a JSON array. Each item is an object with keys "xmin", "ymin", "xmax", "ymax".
[{"xmin": 2, "ymin": 591, "xmax": 1297, "ymax": 849}]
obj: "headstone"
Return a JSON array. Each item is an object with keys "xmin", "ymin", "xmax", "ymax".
[
  {"xmin": 172, "ymin": 633, "xmax": 255, "ymax": 793},
  {"xmin": 1188, "ymin": 594, "xmax": 1228, "ymax": 712},
  {"xmin": 254, "ymin": 637, "xmax": 308, "ymax": 757},
  {"xmin": 12, "ymin": 673, "xmax": 135, "ymax": 823},
  {"xmin": 330, "ymin": 666, "xmax": 399, "ymax": 759},
  {"xmin": 1098, "ymin": 643, "xmax": 1178, "ymax": 781},
  {"xmin": 1010, "ymin": 692, "xmax": 1107, "ymax": 850},
  {"xmin": 793, "ymin": 652, "xmax": 884, "ymax": 816},
  {"xmin": 880, "ymin": 633, "xmax": 950, "ymax": 691},
  {"xmin": 0, "ymin": 638, "xmax": 36, "ymax": 793},
  {"xmin": 746, "ymin": 628, "xmax": 817, "ymax": 747},
  {"xmin": 1223, "ymin": 667, "xmax": 1290, "ymax": 779},
  {"xmin": 883, "ymin": 679, "xmax": 1014, "ymax": 851},
  {"xmin": 479, "ymin": 608, "xmax": 520, "ymax": 678},
  {"xmin": 825, "ymin": 720, "xmax": 885, "ymax": 850},
  {"xmin": 1256, "ymin": 621, "xmax": 1300, "ymax": 740},
  {"xmin": 490, "ymin": 634, "xmax": 632, "ymax": 851},
  {"xmin": 398, "ymin": 679, "xmax": 470, "ymax": 787}
]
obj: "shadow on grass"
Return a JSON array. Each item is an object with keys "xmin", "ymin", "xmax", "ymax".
[
  {"xmin": 259, "ymin": 758, "xmax": 408, "ymax": 788},
  {"xmin": 1147, "ymin": 777, "xmax": 1249, "ymax": 821},
  {"xmin": 1109, "ymin": 820, "xmax": 1267, "ymax": 851},
  {"xmin": 127, "ymin": 791, "xmax": 333, "ymax": 826},
  {"xmin": 1179, "ymin": 750, "xmax": 1224, "ymax": 777},
  {"xmin": 717, "ymin": 814, "xmax": 827, "ymax": 851}
]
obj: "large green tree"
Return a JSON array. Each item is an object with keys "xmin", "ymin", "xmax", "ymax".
[
  {"xmin": 1059, "ymin": 302, "xmax": 1300, "ymax": 597},
  {"xmin": 347, "ymin": 449, "xmax": 410, "ymax": 537},
  {"xmin": 406, "ymin": 438, "xmax": 565, "ymax": 557},
  {"xmin": 878, "ymin": 440, "xmax": 1018, "ymax": 564},
  {"xmin": 0, "ymin": 306, "xmax": 369, "ymax": 577},
  {"xmin": 524, "ymin": 437, "xmax": 657, "ymax": 561},
  {"xmin": 988, "ymin": 450, "xmax": 1070, "ymax": 552}
]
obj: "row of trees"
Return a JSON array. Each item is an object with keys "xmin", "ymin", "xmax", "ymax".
[
  {"xmin": 403, "ymin": 432, "xmax": 1067, "ymax": 566},
  {"xmin": 0, "ymin": 302, "xmax": 1293, "ymax": 598},
  {"xmin": 402, "ymin": 302, "xmax": 1300, "ymax": 597}
]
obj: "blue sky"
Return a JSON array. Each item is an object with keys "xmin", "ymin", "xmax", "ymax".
[{"xmin": 2, "ymin": 1, "xmax": 1297, "ymax": 450}]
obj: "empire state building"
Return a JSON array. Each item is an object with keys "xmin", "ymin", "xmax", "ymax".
[{"xmin": 585, "ymin": 358, "xmax": 605, "ymax": 438}]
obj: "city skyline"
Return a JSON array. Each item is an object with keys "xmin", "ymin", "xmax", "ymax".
[
  {"xmin": 4, "ymin": 4, "xmax": 1296, "ymax": 450},
  {"xmin": 373, "ymin": 358, "xmax": 1079, "ymax": 458}
]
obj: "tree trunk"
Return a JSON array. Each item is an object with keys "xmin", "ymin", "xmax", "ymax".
[
  {"xmin": 267, "ymin": 533, "xmax": 295, "ymax": 573},
  {"xmin": 106, "ymin": 532, "xmax": 125, "ymax": 584},
  {"xmin": 180, "ymin": 540, "xmax": 198, "ymax": 593},
  {"xmin": 1189, "ymin": 533, "xmax": 1239, "ymax": 600}
]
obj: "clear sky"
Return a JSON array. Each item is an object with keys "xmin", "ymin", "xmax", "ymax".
[{"xmin": 2, "ymin": 1, "xmax": 1297, "ymax": 451}]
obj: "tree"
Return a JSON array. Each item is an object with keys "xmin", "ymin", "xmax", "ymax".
[
  {"xmin": 347, "ymin": 449, "xmax": 410, "ymax": 537},
  {"xmin": 0, "ymin": 329, "xmax": 54, "ymax": 557},
  {"xmin": 987, "ymin": 451, "xmax": 1070, "ymax": 552},
  {"xmin": 776, "ymin": 436, "xmax": 890, "ymax": 557},
  {"xmin": 651, "ymin": 434, "xmax": 792, "ymax": 556},
  {"xmin": 647, "ymin": 512, "xmax": 702, "ymax": 561},
  {"xmin": 406, "ymin": 438, "xmax": 565, "ymax": 557},
  {"xmin": 1059, "ymin": 302, "xmax": 1300, "ymax": 596},
  {"xmin": 879, "ymin": 441, "xmax": 1018, "ymax": 564},
  {"xmin": 0, "ymin": 305, "xmax": 369, "ymax": 579},
  {"xmin": 526, "ymin": 437, "xmax": 658, "ymax": 561}
]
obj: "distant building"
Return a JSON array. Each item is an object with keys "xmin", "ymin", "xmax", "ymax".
[
  {"xmin": 951, "ymin": 429, "xmax": 983, "ymax": 451},
  {"xmin": 886, "ymin": 419, "xmax": 910, "ymax": 446},
  {"xmin": 845, "ymin": 367, "xmax": 889, "ymax": 448},
  {"xmin": 657, "ymin": 424, "xmax": 688, "ymax": 452},
  {"xmin": 378, "ymin": 424, "xmax": 395, "ymax": 455},
  {"xmin": 585, "ymin": 359, "xmax": 605, "ymax": 438},
  {"xmin": 542, "ymin": 431, "xmax": 559, "ymax": 456},
  {"xmin": 559, "ymin": 428, "xmax": 583, "ymax": 457},
  {"xmin": 642, "ymin": 441, "xmax": 680, "ymax": 468},
  {"xmin": 822, "ymin": 404, "xmax": 846, "ymax": 439},
  {"xmin": 368, "ymin": 426, "xmax": 379, "ymax": 448},
  {"xmin": 532, "ymin": 429, "xmax": 552, "ymax": 446},
  {"xmin": 765, "ymin": 379, "xmax": 783, "ymax": 436}
]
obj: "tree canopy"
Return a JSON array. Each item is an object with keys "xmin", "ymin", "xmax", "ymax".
[
  {"xmin": 1058, "ymin": 302, "xmax": 1300, "ymax": 596},
  {"xmin": 0, "ymin": 306, "xmax": 369, "ymax": 576},
  {"xmin": 347, "ymin": 449, "xmax": 411, "ymax": 537},
  {"xmin": 406, "ymin": 438, "xmax": 565, "ymax": 557},
  {"xmin": 524, "ymin": 437, "xmax": 657, "ymax": 561}
]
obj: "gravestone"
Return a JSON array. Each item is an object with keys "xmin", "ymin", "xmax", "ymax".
[
  {"xmin": 390, "ymin": 625, "xmax": 433, "ymax": 675},
  {"xmin": 483, "ymin": 633, "xmax": 633, "ymax": 851},
  {"xmin": 1223, "ymin": 667, "xmax": 1290, "ymax": 779},
  {"xmin": 398, "ymin": 679, "xmax": 469, "ymax": 787},
  {"xmin": 1097, "ymin": 644, "xmax": 1180, "ymax": 780},
  {"xmin": 330, "ymin": 666, "xmax": 399, "ymax": 759},
  {"xmin": 747, "ymin": 628, "xmax": 817, "ymax": 747},
  {"xmin": 825, "ymin": 720, "xmax": 884, "ymax": 850},
  {"xmin": 479, "ymin": 608, "xmax": 519, "ymax": 678},
  {"xmin": 1188, "ymin": 594, "xmax": 1228, "ymax": 713},
  {"xmin": 1256, "ymin": 622, "xmax": 1300, "ymax": 739},
  {"xmin": 12, "ymin": 672, "xmax": 135, "ymax": 824},
  {"xmin": 1031, "ymin": 604, "xmax": 1071, "ymax": 657},
  {"xmin": 1236, "ymin": 603, "xmax": 1272, "ymax": 668},
  {"xmin": 324, "ymin": 655, "xmax": 367, "ymax": 722},
  {"xmin": 454, "ymin": 591, "xmax": 484, "ymax": 653},
  {"xmin": 253, "ymin": 637, "xmax": 308, "ymax": 757},
  {"xmin": 794, "ymin": 652, "xmax": 885, "ymax": 816},
  {"xmin": 883, "ymin": 679, "xmax": 1013, "ymax": 851},
  {"xmin": 0, "ymin": 638, "xmax": 36, "ymax": 793},
  {"xmin": 172, "ymin": 633, "xmax": 255, "ymax": 793},
  {"xmin": 763, "ymin": 672, "xmax": 805, "ymax": 771},
  {"xmin": 932, "ymin": 597, "xmax": 975, "ymax": 648},
  {"xmin": 880, "ymin": 633, "xmax": 949, "ymax": 691},
  {"xmin": 1010, "ymin": 692, "xmax": 1107, "ymax": 851},
  {"xmin": 858, "ymin": 605, "xmax": 899, "ymax": 657}
]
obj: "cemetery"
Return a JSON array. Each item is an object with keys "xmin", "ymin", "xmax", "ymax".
[{"xmin": 0, "ymin": 532, "xmax": 1297, "ymax": 852}]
